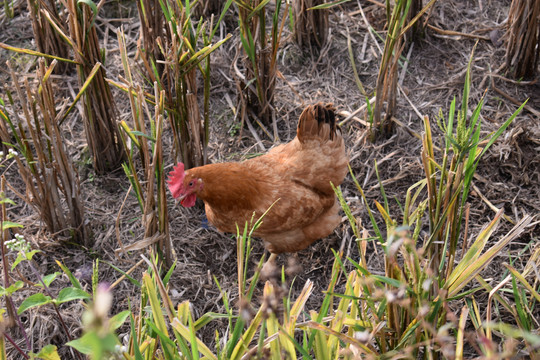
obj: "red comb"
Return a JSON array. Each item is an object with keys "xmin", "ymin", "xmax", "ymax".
[{"xmin": 167, "ymin": 162, "xmax": 185, "ymax": 198}]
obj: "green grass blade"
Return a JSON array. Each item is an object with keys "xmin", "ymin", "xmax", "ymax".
[
  {"xmin": 504, "ymin": 263, "xmax": 540, "ymax": 302},
  {"xmin": 446, "ymin": 214, "xmax": 532, "ymax": 297},
  {"xmin": 171, "ymin": 318, "xmax": 216, "ymax": 360},
  {"xmin": 0, "ymin": 42, "xmax": 77, "ymax": 64},
  {"xmin": 60, "ymin": 62, "xmax": 102, "ymax": 124},
  {"xmin": 309, "ymin": 0, "xmax": 350, "ymax": 10}
]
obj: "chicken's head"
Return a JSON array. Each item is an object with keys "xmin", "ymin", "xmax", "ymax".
[{"xmin": 167, "ymin": 162, "xmax": 202, "ymax": 207}]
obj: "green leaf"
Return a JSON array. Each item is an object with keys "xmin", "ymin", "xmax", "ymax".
[
  {"xmin": 0, "ymin": 197, "xmax": 16, "ymax": 205},
  {"xmin": 101, "ymin": 333, "xmax": 120, "ymax": 354},
  {"xmin": 110, "ymin": 310, "xmax": 131, "ymax": 331},
  {"xmin": 172, "ymin": 317, "xmax": 217, "ymax": 360},
  {"xmin": 18, "ymin": 293, "xmax": 52, "ymax": 314},
  {"xmin": 56, "ymin": 260, "xmax": 83, "ymax": 290},
  {"xmin": 66, "ymin": 332, "xmax": 97, "ymax": 355},
  {"xmin": 0, "ymin": 281, "xmax": 24, "ymax": 296},
  {"xmin": 67, "ymin": 332, "xmax": 119, "ymax": 358},
  {"xmin": 371, "ymin": 275, "xmax": 405, "ymax": 289},
  {"xmin": 12, "ymin": 250, "xmax": 40, "ymax": 271},
  {"xmin": 128, "ymin": 309, "xmax": 144, "ymax": 360},
  {"xmin": 1, "ymin": 221, "xmax": 23, "ymax": 231},
  {"xmin": 210, "ymin": 0, "xmax": 233, "ymax": 39},
  {"xmin": 77, "ymin": 0, "xmax": 97, "ymax": 14},
  {"xmin": 475, "ymin": 99, "xmax": 527, "ymax": 163},
  {"xmin": 145, "ymin": 320, "xmax": 177, "ymax": 358},
  {"xmin": 56, "ymin": 287, "xmax": 91, "ymax": 304},
  {"xmin": 37, "ymin": 272, "xmax": 61, "ymax": 288},
  {"xmin": 193, "ymin": 312, "xmax": 230, "ymax": 331},
  {"xmin": 143, "ymin": 273, "xmax": 175, "ymax": 355},
  {"xmin": 162, "ymin": 261, "xmax": 177, "ymax": 286},
  {"xmin": 33, "ymin": 344, "xmax": 61, "ymax": 360}
]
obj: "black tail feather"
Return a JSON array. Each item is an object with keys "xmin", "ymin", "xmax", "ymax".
[{"xmin": 297, "ymin": 103, "xmax": 338, "ymax": 143}]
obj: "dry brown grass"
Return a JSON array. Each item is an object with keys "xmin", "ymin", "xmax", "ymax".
[
  {"xmin": 27, "ymin": 0, "xmax": 69, "ymax": 73},
  {"xmin": 135, "ymin": 0, "xmax": 228, "ymax": 169},
  {"xmin": 62, "ymin": 0, "xmax": 125, "ymax": 173},
  {"xmin": 293, "ymin": 0, "xmax": 329, "ymax": 49},
  {"xmin": 505, "ymin": 0, "xmax": 540, "ymax": 79},
  {"xmin": 5, "ymin": 59, "xmax": 89, "ymax": 245},
  {"xmin": 234, "ymin": 0, "xmax": 288, "ymax": 134}
]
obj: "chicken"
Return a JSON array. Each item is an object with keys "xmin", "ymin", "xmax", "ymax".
[{"xmin": 167, "ymin": 103, "xmax": 348, "ymax": 263}]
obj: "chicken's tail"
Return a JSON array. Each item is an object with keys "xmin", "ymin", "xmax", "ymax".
[{"xmin": 297, "ymin": 103, "xmax": 339, "ymax": 143}]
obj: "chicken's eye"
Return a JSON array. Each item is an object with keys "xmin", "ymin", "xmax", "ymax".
[{"xmin": 188, "ymin": 180, "xmax": 194, "ymax": 187}]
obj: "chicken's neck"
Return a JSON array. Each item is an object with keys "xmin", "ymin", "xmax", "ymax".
[{"xmin": 189, "ymin": 162, "xmax": 266, "ymax": 210}]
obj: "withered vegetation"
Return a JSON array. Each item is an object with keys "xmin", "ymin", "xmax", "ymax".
[{"xmin": 0, "ymin": 0, "xmax": 538, "ymax": 358}]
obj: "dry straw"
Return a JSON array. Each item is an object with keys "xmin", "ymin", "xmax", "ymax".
[
  {"xmin": 135, "ymin": 0, "xmax": 231, "ymax": 169},
  {"xmin": 234, "ymin": 0, "xmax": 288, "ymax": 137},
  {"xmin": 27, "ymin": 0, "xmax": 69, "ymax": 73},
  {"xmin": 372, "ymin": 0, "xmax": 436, "ymax": 140},
  {"xmin": 117, "ymin": 27, "xmax": 173, "ymax": 266},
  {"xmin": 4, "ymin": 59, "xmax": 89, "ymax": 245},
  {"xmin": 505, "ymin": 0, "xmax": 540, "ymax": 79},
  {"xmin": 39, "ymin": 0, "xmax": 126, "ymax": 173},
  {"xmin": 293, "ymin": 0, "xmax": 329, "ymax": 49}
]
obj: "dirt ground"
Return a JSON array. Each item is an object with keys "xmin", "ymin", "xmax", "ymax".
[{"xmin": 1, "ymin": 0, "xmax": 539, "ymax": 358}]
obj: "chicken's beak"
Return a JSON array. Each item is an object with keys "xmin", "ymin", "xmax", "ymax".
[{"xmin": 174, "ymin": 193, "xmax": 188, "ymax": 207}]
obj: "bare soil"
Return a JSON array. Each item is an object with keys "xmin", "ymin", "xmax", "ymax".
[{"xmin": 1, "ymin": 0, "xmax": 538, "ymax": 358}]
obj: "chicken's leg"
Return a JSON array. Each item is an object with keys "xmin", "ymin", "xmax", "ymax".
[{"xmin": 261, "ymin": 253, "xmax": 278, "ymax": 280}]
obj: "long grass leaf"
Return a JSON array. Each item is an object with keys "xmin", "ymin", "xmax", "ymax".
[
  {"xmin": 445, "ymin": 210, "xmax": 503, "ymax": 292},
  {"xmin": 309, "ymin": 0, "xmax": 350, "ymax": 10},
  {"xmin": 144, "ymin": 320, "xmax": 176, "ymax": 358},
  {"xmin": 286, "ymin": 280, "xmax": 313, "ymax": 333},
  {"xmin": 484, "ymin": 323, "xmax": 540, "ymax": 347},
  {"xmin": 349, "ymin": 166, "xmax": 383, "ymax": 240},
  {"xmin": 475, "ymin": 100, "xmax": 528, "ymax": 163},
  {"xmin": 55, "ymin": 261, "xmax": 83, "ymax": 290},
  {"xmin": 307, "ymin": 321, "xmax": 374, "ymax": 355},
  {"xmin": 142, "ymin": 273, "xmax": 175, "ymax": 355},
  {"xmin": 229, "ymin": 304, "xmax": 264, "ymax": 360},
  {"xmin": 60, "ymin": 62, "xmax": 102, "ymax": 123},
  {"xmin": 171, "ymin": 318, "xmax": 217, "ymax": 360},
  {"xmin": 103, "ymin": 261, "xmax": 141, "ymax": 288},
  {"xmin": 455, "ymin": 306, "xmax": 469, "ymax": 360},
  {"xmin": 504, "ymin": 263, "xmax": 540, "ymax": 302},
  {"xmin": 0, "ymin": 42, "xmax": 78, "ymax": 64},
  {"xmin": 447, "ymin": 215, "xmax": 532, "ymax": 296}
]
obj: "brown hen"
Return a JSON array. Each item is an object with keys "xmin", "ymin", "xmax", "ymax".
[{"xmin": 167, "ymin": 103, "xmax": 348, "ymax": 266}]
